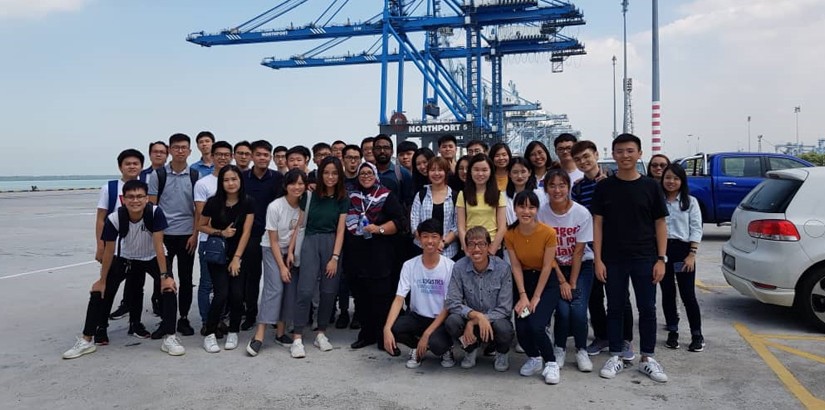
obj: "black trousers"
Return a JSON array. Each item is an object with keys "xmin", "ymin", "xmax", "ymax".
[
  {"xmin": 353, "ymin": 276, "xmax": 395, "ymax": 344},
  {"xmin": 391, "ymin": 311, "xmax": 452, "ymax": 356},
  {"xmin": 589, "ymin": 279, "xmax": 634, "ymax": 341},
  {"xmin": 206, "ymin": 263, "xmax": 244, "ymax": 333},
  {"xmin": 164, "ymin": 234, "xmax": 195, "ymax": 318},
  {"xmin": 242, "ymin": 236, "xmax": 263, "ymax": 320}
]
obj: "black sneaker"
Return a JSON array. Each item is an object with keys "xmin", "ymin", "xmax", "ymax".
[
  {"xmin": 349, "ymin": 318, "xmax": 361, "ymax": 330},
  {"xmin": 688, "ymin": 335, "xmax": 705, "ymax": 352},
  {"xmin": 109, "ymin": 300, "xmax": 129, "ymax": 320},
  {"xmin": 665, "ymin": 331, "xmax": 679, "ymax": 349},
  {"xmin": 151, "ymin": 325, "xmax": 165, "ymax": 340},
  {"xmin": 177, "ymin": 318, "xmax": 195, "ymax": 336},
  {"xmin": 275, "ymin": 334, "xmax": 293, "ymax": 346},
  {"xmin": 128, "ymin": 322, "xmax": 151, "ymax": 339},
  {"xmin": 335, "ymin": 312, "xmax": 350, "ymax": 329},
  {"xmin": 241, "ymin": 318, "xmax": 255, "ymax": 331},
  {"xmin": 246, "ymin": 339, "xmax": 263, "ymax": 357},
  {"xmin": 94, "ymin": 328, "xmax": 109, "ymax": 346}
]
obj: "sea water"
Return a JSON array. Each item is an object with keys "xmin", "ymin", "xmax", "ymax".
[{"xmin": 0, "ymin": 176, "xmax": 117, "ymax": 192}]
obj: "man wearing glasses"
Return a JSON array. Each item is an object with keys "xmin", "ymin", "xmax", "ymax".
[
  {"xmin": 555, "ymin": 133, "xmax": 584, "ymax": 185},
  {"xmin": 444, "ymin": 226, "xmax": 514, "ymax": 371},
  {"xmin": 233, "ymin": 141, "xmax": 253, "ymax": 171}
]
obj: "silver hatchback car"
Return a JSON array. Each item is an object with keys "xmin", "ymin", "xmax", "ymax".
[{"xmin": 722, "ymin": 167, "xmax": 825, "ymax": 331}]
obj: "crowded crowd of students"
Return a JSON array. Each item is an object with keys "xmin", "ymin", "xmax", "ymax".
[{"xmin": 63, "ymin": 131, "xmax": 706, "ymax": 385}]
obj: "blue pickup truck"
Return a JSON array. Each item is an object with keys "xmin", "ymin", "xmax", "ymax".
[{"xmin": 678, "ymin": 152, "xmax": 813, "ymax": 224}]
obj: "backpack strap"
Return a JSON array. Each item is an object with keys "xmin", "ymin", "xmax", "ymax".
[
  {"xmin": 106, "ymin": 180, "xmax": 119, "ymax": 214},
  {"xmin": 155, "ymin": 167, "xmax": 167, "ymax": 203},
  {"xmin": 189, "ymin": 170, "xmax": 199, "ymax": 190},
  {"xmin": 418, "ymin": 186, "xmax": 427, "ymax": 204}
]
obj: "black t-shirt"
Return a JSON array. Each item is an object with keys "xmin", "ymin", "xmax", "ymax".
[
  {"xmin": 431, "ymin": 203, "xmax": 445, "ymax": 229},
  {"xmin": 202, "ymin": 195, "xmax": 256, "ymax": 258},
  {"xmin": 590, "ymin": 175, "xmax": 668, "ymax": 262}
]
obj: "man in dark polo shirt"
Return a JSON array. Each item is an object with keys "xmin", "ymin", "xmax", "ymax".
[{"xmin": 241, "ymin": 140, "xmax": 284, "ymax": 329}]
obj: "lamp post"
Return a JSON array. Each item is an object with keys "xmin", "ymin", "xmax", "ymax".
[
  {"xmin": 621, "ymin": 0, "xmax": 629, "ymax": 134},
  {"xmin": 794, "ymin": 106, "xmax": 801, "ymax": 153},
  {"xmin": 688, "ymin": 134, "xmax": 693, "ymax": 155},
  {"xmin": 747, "ymin": 116, "xmax": 751, "ymax": 152},
  {"xmin": 612, "ymin": 56, "xmax": 617, "ymax": 138}
]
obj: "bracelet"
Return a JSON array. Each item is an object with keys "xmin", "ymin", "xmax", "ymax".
[{"xmin": 689, "ymin": 249, "xmax": 697, "ymax": 254}]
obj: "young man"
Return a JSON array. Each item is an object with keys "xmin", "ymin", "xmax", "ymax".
[
  {"xmin": 465, "ymin": 140, "xmax": 488, "ymax": 157},
  {"xmin": 273, "ymin": 145, "xmax": 289, "ymax": 174},
  {"xmin": 437, "ymin": 134, "xmax": 458, "ymax": 172},
  {"xmin": 331, "ymin": 140, "xmax": 347, "ymax": 160},
  {"xmin": 570, "ymin": 140, "xmax": 636, "ymax": 359},
  {"xmin": 233, "ymin": 140, "xmax": 253, "ymax": 171},
  {"xmin": 444, "ymin": 226, "xmax": 514, "ymax": 372},
  {"xmin": 373, "ymin": 134, "xmax": 413, "ymax": 209},
  {"xmin": 190, "ymin": 131, "xmax": 215, "ymax": 179},
  {"xmin": 383, "ymin": 219, "xmax": 455, "ymax": 368},
  {"xmin": 241, "ymin": 140, "xmax": 284, "ymax": 329},
  {"xmin": 554, "ymin": 133, "xmax": 584, "ymax": 184},
  {"xmin": 148, "ymin": 133, "xmax": 199, "ymax": 338},
  {"xmin": 194, "ymin": 141, "xmax": 234, "ymax": 334},
  {"xmin": 63, "ymin": 180, "xmax": 184, "ymax": 359},
  {"xmin": 286, "ymin": 145, "xmax": 311, "ymax": 173},
  {"xmin": 336, "ymin": 144, "xmax": 363, "ymax": 330},
  {"xmin": 139, "ymin": 141, "xmax": 168, "ymax": 184},
  {"xmin": 341, "ymin": 144, "xmax": 362, "ymax": 192},
  {"xmin": 592, "ymin": 133, "xmax": 669, "ymax": 383},
  {"xmin": 396, "ymin": 140, "xmax": 418, "ymax": 172},
  {"xmin": 361, "ymin": 137, "xmax": 375, "ymax": 164},
  {"xmin": 307, "ymin": 142, "xmax": 332, "ymax": 186}
]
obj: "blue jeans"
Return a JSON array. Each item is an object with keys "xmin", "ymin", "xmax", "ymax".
[
  {"xmin": 555, "ymin": 261, "xmax": 594, "ymax": 350},
  {"xmin": 606, "ymin": 258, "xmax": 658, "ymax": 357},
  {"xmin": 197, "ymin": 244, "xmax": 212, "ymax": 324}
]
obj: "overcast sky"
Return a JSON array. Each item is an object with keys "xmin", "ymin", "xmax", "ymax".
[{"xmin": 1, "ymin": 0, "xmax": 822, "ymax": 176}]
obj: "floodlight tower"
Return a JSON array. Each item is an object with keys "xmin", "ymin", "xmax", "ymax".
[
  {"xmin": 651, "ymin": 0, "xmax": 662, "ymax": 152},
  {"xmin": 621, "ymin": 0, "xmax": 631, "ymax": 134}
]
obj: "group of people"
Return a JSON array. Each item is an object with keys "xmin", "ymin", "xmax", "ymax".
[{"xmin": 63, "ymin": 130, "xmax": 705, "ymax": 385}]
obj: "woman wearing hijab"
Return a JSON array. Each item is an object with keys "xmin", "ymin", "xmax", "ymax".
[{"xmin": 345, "ymin": 162, "xmax": 406, "ymax": 349}]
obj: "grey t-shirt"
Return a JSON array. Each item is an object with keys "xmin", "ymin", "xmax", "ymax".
[{"xmin": 148, "ymin": 164, "xmax": 195, "ymax": 235}]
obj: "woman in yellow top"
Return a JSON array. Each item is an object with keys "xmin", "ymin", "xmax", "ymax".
[
  {"xmin": 490, "ymin": 142, "xmax": 512, "ymax": 191},
  {"xmin": 504, "ymin": 190, "xmax": 561, "ymax": 385},
  {"xmin": 456, "ymin": 154, "xmax": 507, "ymax": 256}
]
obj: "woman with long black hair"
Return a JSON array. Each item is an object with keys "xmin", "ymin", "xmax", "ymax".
[
  {"xmin": 525, "ymin": 141, "xmax": 552, "ymax": 189},
  {"xmin": 411, "ymin": 148, "xmax": 435, "ymax": 194},
  {"xmin": 198, "ymin": 165, "xmax": 255, "ymax": 353}
]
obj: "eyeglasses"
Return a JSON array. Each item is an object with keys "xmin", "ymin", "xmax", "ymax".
[
  {"xmin": 466, "ymin": 241, "xmax": 488, "ymax": 249},
  {"xmin": 170, "ymin": 146, "xmax": 189, "ymax": 152},
  {"xmin": 124, "ymin": 194, "xmax": 147, "ymax": 201},
  {"xmin": 373, "ymin": 145, "xmax": 392, "ymax": 152},
  {"xmin": 213, "ymin": 152, "xmax": 232, "ymax": 158},
  {"xmin": 555, "ymin": 147, "xmax": 573, "ymax": 153},
  {"xmin": 650, "ymin": 163, "xmax": 668, "ymax": 168},
  {"xmin": 344, "ymin": 155, "xmax": 361, "ymax": 161}
]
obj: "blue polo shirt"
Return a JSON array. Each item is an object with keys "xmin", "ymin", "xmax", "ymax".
[
  {"xmin": 378, "ymin": 161, "xmax": 413, "ymax": 208},
  {"xmin": 243, "ymin": 168, "xmax": 284, "ymax": 238},
  {"xmin": 190, "ymin": 159, "xmax": 214, "ymax": 179}
]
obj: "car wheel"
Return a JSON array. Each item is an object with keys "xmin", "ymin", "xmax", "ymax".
[{"xmin": 797, "ymin": 267, "xmax": 825, "ymax": 333}]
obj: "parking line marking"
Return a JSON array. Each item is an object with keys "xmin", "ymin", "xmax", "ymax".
[
  {"xmin": 755, "ymin": 334, "xmax": 825, "ymax": 342},
  {"xmin": 763, "ymin": 340, "xmax": 825, "ymax": 365},
  {"xmin": 0, "ymin": 261, "xmax": 96, "ymax": 280},
  {"xmin": 735, "ymin": 322, "xmax": 825, "ymax": 410},
  {"xmin": 695, "ymin": 279, "xmax": 730, "ymax": 293}
]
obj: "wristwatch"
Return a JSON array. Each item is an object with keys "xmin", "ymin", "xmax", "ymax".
[
  {"xmin": 161, "ymin": 272, "xmax": 173, "ymax": 279},
  {"xmin": 657, "ymin": 256, "xmax": 668, "ymax": 263},
  {"xmin": 379, "ymin": 226, "xmax": 385, "ymax": 235}
]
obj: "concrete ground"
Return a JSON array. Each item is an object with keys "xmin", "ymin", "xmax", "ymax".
[{"xmin": 1, "ymin": 191, "xmax": 823, "ymax": 409}]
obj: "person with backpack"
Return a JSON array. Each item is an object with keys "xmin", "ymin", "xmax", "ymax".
[
  {"xmin": 148, "ymin": 133, "xmax": 199, "ymax": 339},
  {"xmin": 63, "ymin": 180, "xmax": 185, "ymax": 359},
  {"xmin": 409, "ymin": 157, "xmax": 458, "ymax": 260}
]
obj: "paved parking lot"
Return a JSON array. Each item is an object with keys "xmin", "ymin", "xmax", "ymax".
[{"xmin": 1, "ymin": 191, "xmax": 823, "ymax": 409}]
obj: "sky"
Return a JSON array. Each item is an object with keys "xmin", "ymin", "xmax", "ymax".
[{"xmin": 0, "ymin": 0, "xmax": 823, "ymax": 176}]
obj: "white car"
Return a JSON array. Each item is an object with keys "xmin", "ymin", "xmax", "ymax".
[{"xmin": 722, "ymin": 167, "xmax": 825, "ymax": 331}]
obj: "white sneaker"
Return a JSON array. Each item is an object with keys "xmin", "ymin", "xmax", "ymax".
[
  {"xmin": 63, "ymin": 337, "xmax": 96, "ymax": 359},
  {"xmin": 494, "ymin": 352, "xmax": 509, "ymax": 372},
  {"xmin": 542, "ymin": 361, "xmax": 561, "ymax": 385},
  {"xmin": 599, "ymin": 355, "xmax": 624, "ymax": 379},
  {"xmin": 405, "ymin": 349, "xmax": 421, "ymax": 369},
  {"xmin": 441, "ymin": 349, "xmax": 456, "ymax": 368},
  {"xmin": 290, "ymin": 338, "xmax": 306, "ymax": 358},
  {"xmin": 161, "ymin": 334, "xmax": 185, "ymax": 356},
  {"xmin": 519, "ymin": 356, "xmax": 543, "ymax": 376},
  {"xmin": 225, "ymin": 332, "xmax": 239, "ymax": 350},
  {"xmin": 554, "ymin": 346, "xmax": 566, "ymax": 369},
  {"xmin": 638, "ymin": 357, "xmax": 668, "ymax": 383},
  {"xmin": 461, "ymin": 349, "xmax": 478, "ymax": 369},
  {"xmin": 314, "ymin": 334, "xmax": 333, "ymax": 352},
  {"xmin": 576, "ymin": 348, "xmax": 593, "ymax": 372},
  {"xmin": 203, "ymin": 334, "xmax": 220, "ymax": 353}
]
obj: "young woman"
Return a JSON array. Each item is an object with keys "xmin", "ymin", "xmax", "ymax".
[
  {"xmin": 246, "ymin": 169, "xmax": 306, "ymax": 356},
  {"xmin": 525, "ymin": 141, "xmax": 552, "ymax": 189},
  {"xmin": 344, "ymin": 162, "xmax": 405, "ymax": 349},
  {"xmin": 647, "ymin": 154, "xmax": 671, "ymax": 181},
  {"xmin": 288, "ymin": 156, "xmax": 348, "ymax": 358},
  {"xmin": 537, "ymin": 169, "xmax": 595, "ymax": 373},
  {"xmin": 198, "ymin": 165, "xmax": 255, "ymax": 353},
  {"xmin": 490, "ymin": 142, "xmax": 512, "ymax": 191},
  {"xmin": 456, "ymin": 154, "xmax": 507, "ymax": 256},
  {"xmin": 410, "ymin": 157, "xmax": 459, "ymax": 259},
  {"xmin": 411, "ymin": 148, "xmax": 435, "ymax": 193},
  {"xmin": 504, "ymin": 157, "xmax": 538, "ymax": 225},
  {"xmin": 660, "ymin": 164, "xmax": 704, "ymax": 352},
  {"xmin": 449, "ymin": 154, "xmax": 471, "ymax": 194},
  {"xmin": 504, "ymin": 190, "xmax": 561, "ymax": 384}
]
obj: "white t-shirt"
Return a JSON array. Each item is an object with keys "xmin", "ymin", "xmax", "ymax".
[
  {"xmin": 537, "ymin": 201, "xmax": 594, "ymax": 265},
  {"xmin": 261, "ymin": 197, "xmax": 300, "ymax": 250},
  {"xmin": 505, "ymin": 187, "xmax": 548, "ymax": 225},
  {"xmin": 396, "ymin": 255, "xmax": 455, "ymax": 319},
  {"xmin": 96, "ymin": 180, "xmax": 125, "ymax": 211},
  {"xmin": 101, "ymin": 205, "xmax": 168, "ymax": 261},
  {"xmin": 568, "ymin": 168, "xmax": 585, "ymax": 186},
  {"xmin": 194, "ymin": 174, "xmax": 218, "ymax": 242}
]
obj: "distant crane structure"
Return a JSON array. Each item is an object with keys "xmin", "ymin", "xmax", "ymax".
[{"xmin": 187, "ymin": 0, "xmax": 587, "ymax": 147}]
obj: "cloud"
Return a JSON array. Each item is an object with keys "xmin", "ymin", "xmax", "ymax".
[{"xmin": 0, "ymin": 0, "xmax": 91, "ymax": 19}]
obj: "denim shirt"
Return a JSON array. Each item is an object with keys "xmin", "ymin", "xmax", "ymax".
[{"xmin": 446, "ymin": 255, "xmax": 513, "ymax": 321}]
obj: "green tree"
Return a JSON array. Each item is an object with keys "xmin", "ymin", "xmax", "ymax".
[{"xmin": 798, "ymin": 152, "xmax": 825, "ymax": 166}]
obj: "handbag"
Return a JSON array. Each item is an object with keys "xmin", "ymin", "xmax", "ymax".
[
  {"xmin": 293, "ymin": 191, "xmax": 312, "ymax": 268},
  {"xmin": 202, "ymin": 235, "xmax": 227, "ymax": 265}
]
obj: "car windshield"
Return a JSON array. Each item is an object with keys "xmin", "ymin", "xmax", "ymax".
[
  {"xmin": 739, "ymin": 178, "xmax": 802, "ymax": 213},
  {"xmin": 598, "ymin": 160, "xmax": 646, "ymax": 175}
]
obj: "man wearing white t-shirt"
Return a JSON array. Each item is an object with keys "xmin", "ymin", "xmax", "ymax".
[
  {"xmin": 383, "ymin": 219, "xmax": 456, "ymax": 369},
  {"xmin": 194, "ymin": 141, "xmax": 233, "ymax": 333}
]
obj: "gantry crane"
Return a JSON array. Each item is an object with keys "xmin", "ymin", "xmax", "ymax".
[{"xmin": 187, "ymin": 0, "xmax": 586, "ymax": 146}]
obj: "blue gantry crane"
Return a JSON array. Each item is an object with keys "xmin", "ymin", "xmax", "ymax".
[{"xmin": 187, "ymin": 0, "xmax": 586, "ymax": 145}]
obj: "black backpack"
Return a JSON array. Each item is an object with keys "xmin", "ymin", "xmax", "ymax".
[
  {"xmin": 115, "ymin": 205, "xmax": 155, "ymax": 255},
  {"xmin": 154, "ymin": 166, "xmax": 199, "ymax": 203}
]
